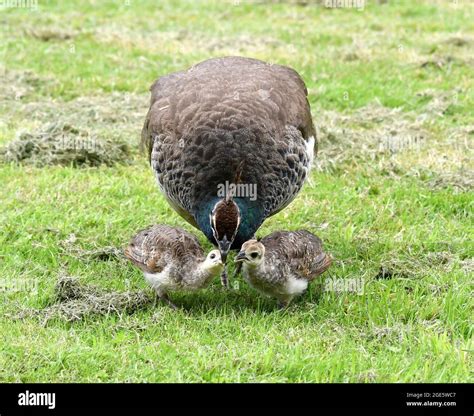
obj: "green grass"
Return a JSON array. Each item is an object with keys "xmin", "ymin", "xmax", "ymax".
[{"xmin": 0, "ymin": 0, "xmax": 472, "ymax": 382}]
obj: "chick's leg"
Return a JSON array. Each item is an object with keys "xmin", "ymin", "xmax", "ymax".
[{"xmin": 156, "ymin": 290, "xmax": 178, "ymax": 310}]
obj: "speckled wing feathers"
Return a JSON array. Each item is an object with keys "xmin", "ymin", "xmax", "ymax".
[
  {"xmin": 124, "ymin": 224, "xmax": 204, "ymax": 274},
  {"xmin": 261, "ymin": 230, "xmax": 331, "ymax": 281}
]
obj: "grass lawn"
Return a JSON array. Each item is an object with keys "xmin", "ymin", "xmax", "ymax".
[{"xmin": 0, "ymin": 0, "xmax": 472, "ymax": 382}]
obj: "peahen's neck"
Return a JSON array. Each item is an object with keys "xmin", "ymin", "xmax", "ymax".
[{"xmin": 194, "ymin": 197, "xmax": 265, "ymax": 250}]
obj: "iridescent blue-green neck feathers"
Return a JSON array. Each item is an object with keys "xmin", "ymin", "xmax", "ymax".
[{"xmin": 194, "ymin": 197, "xmax": 265, "ymax": 250}]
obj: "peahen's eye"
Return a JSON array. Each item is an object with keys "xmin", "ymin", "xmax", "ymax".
[{"xmin": 250, "ymin": 252, "xmax": 258, "ymax": 258}]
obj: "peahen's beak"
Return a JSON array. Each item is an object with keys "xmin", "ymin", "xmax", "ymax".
[
  {"xmin": 217, "ymin": 236, "xmax": 232, "ymax": 264},
  {"xmin": 217, "ymin": 236, "xmax": 232, "ymax": 289}
]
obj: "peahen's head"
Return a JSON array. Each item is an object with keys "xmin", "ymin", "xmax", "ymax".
[{"xmin": 210, "ymin": 197, "xmax": 241, "ymax": 264}]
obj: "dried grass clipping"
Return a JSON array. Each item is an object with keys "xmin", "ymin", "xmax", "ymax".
[
  {"xmin": 0, "ymin": 122, "xmax": 131, "ymax": 167},
  {"xmin": 14, "ymin": 276, "xmax": 153, "ymax": 324}
]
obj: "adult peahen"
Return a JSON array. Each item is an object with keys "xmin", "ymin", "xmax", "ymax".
[{"xmin": 141, "ymin": 56, "xmax": 316, "ymax": 285}]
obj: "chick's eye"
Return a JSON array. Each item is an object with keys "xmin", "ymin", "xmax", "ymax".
[
  {"xmin": 250, "ymin": 252, "xmax": 258, "ymax": 258},
  {"xmin": 210, "ymin": 253, "xmax": 216, "ymax": 259}
]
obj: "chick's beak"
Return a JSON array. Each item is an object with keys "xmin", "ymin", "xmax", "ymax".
[{"xmin": 235, "ymin": 251, "xmax": 248, "ymax": 262}]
